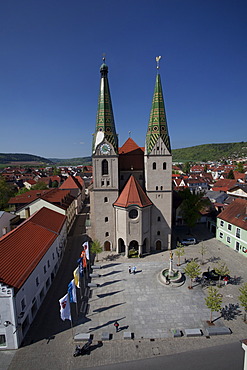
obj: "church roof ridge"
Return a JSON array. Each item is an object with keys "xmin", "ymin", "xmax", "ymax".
[{"xmin": 114, "ymin": 175, "xmax": 152, "ymax": 208}]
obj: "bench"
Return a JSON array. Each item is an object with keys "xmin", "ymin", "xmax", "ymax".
[
  {"xmin": 101, "ymin": 332, "xmax": 111, "ymax": 341},
  {"xmin": 89, "ymin": 273, "xmax": 101, "ymax": 278},
  {"xmin": 123, "ymin": 332, "xmax": 133, "ymax": 340},
  {"xmin": 204, "ymin": 327, "xmax": 231, "ymax": 336},
  {"xmin": 184, "ymin": 328, "xmax": 202, "ymax": 337},
  {"xmin": 74, "ymin": 333, "xmax": 91, "ymax": 341}
]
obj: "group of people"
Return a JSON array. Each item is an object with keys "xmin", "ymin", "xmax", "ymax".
[{"xmin": 128, "ymin": 265, "xmax": 137, "ymax": 274}]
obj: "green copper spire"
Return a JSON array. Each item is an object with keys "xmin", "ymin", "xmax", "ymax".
[
  {"xmin": 146, "ymin": 66, "xmax": 171, "ymax": 155},
  {"xmin": 93, "ymin": 58, "xmax": 118, "ymax": 154}
]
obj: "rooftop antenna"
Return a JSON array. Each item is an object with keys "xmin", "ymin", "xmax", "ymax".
[
  {"xmin": 128, "ymin": 131, "xmax": 131, "ymax": 138},
  {"xmin": 156, "ymin": 56, "xmax": 162, "ymax": 70}
]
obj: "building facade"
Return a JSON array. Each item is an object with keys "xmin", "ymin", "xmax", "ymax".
[{"xmin": 88, "ymin": 60, "xmax": 172, "ymax": 256}]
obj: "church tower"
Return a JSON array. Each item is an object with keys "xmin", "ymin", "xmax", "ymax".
[
  {"xmin": 90, "ymin": 59, "xmax": 119, "ymax": 251},
  {"xmin": 144, "ymin": 59, "xmax": 172, "ymax": 250}
]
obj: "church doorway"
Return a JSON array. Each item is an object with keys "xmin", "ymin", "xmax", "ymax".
[
  {"xmin": 156, "ymin": 240, "xmax": 161, "ymax": 251},
  {"xmin": 129, "ymin": 240, "xmax": 139, "ymax": 251},
  {"xmin": 104, "ymin": 241, "xmax": 111, "ymax": 251},
  {"xmin": 118, "ymin": 238, "xmax": 125, "ymax": 254}
]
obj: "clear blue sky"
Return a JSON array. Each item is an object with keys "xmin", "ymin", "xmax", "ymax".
[{"xmin": 0, "ymin": 0, "xmax": 246, "ymax": 159}]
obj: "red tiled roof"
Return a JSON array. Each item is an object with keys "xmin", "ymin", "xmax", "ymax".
[
  {"xmin": 217, "ymin": 198, "xmax": 247, "ymax": 230},
  {"xmin": 0, "ymin": 219, "xmax": 58, "ymax": 291},
  {"xmin": 213, "ymin": 179, "xmax": 237, "ymax": 189},
  {"xmin": 119, "ymin": 138, "xmax": 144, "ymax": 171},
  {"xmin": 60, "ymin": 175, "xmax": 83, "ymax": 190},
  {"xmin": 8, "ymin": 189, "xmax": 52, "ymax": 204},
  {"xmin": 114, "ymin": 175, "xmax": 152, "ymax": 208},
  {"xmin": 29, "ymin": 207, "xmax": 66, "ymax": 234}
]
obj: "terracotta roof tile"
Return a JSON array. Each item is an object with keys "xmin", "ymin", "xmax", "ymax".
[
  {"xmin": 29, "ymin": 207, "xmax": 66, "ymax": 234},
  {"xmin": 0, "ymin": 219, "xmax": 57, "ymax": 291},
  {"xmin": 217, "ymin": 198, "xmax": 247, "ymax": 230},
  {"xmin": 114, "ymin": 176, "xmax": 152, "ymax": 208},
  {"xmin": 60, "ymin": 175, "xmax": 83, "ymax": 190}
]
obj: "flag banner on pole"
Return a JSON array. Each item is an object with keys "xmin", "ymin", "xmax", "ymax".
[
  {"xmin": 81, "ymin": 250, "xmax": 87, "ymax": 268},
  {"xmin": 68, "ymin": 279, "xmax": 77, "ymax": 303},
  {"xmin": 77, "ymin": 258, "xmax": 84, "ymax": 278},
  {"xmin": 83, "ymin": 241, "xmax": 90, "ymax": 260},
  {"xmin": 59, "ymin": 293, "xmax": 71, "ymax": 321},
  {"xmin": 73, "ymin": 266, "xmax": 80, "ymax": 288}
]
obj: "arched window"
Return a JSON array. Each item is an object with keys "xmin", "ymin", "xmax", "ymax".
[
  {"xmin": 163, "ymin": 162, "xmax": 166, "ymax": 170},
  {"xmin": 157, "ymin": 231, "xmax": 160, "ymax": 236},
  {"xmin": 102, "ymin": 159, "xmax": 108, "ymax": 175},
  {"xmin": 156, "ymin": 186, "xmax": 158, "ymax": 190},
  {"xmin": 157, "ymin": 216, "xmax": 161, "ymax": 222},
  {"xmin": 104, "ymin": 197, "xmax": 108, "ymax": 203},
  {"xmin": 153, "ymin": 162, "xmax": 156, "ymax": 170},
  {"xmin": 105, "ymin": 232, "xmax": 109, "ymax": 237},
  {"xmin": 105, "ymin": 217, "xmax": 108, "ymax": 222},
  {"xmin": 160, "ymin": 186, "xmax": 163, "ymax": 190}
]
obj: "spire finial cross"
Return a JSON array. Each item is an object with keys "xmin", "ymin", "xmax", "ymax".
[
  {"xmin": 102, "ymin": 52, "xmax": 106, "ymax": 62},
  {"xmin": 156, "ymin": 56, "xmax": 162, "ymax": 70}
]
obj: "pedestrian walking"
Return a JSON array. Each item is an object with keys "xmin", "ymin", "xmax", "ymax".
[
  {"xmin": 132, "ymin": 266, "xmax": 136, "ymax": 275},
  {"xmin": 114, "ymin": 321, "xmax": 119, "ymax": 332},
  {"xmin": 128, "ymin": 266, "xmax": 131, "ymax": 274}
]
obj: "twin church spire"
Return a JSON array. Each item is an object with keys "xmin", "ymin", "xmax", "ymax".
[{"xmin": 93, "ymin": 57, "xmax": 170, "ymax": 154}]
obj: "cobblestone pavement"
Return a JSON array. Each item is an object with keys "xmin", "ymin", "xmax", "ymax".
[{"xmin": 2, "ymin": 224, "xmax": 247, "ymax": 369}]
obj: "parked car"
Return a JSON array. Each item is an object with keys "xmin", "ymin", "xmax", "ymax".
[{"xmin": 181, "ymin": 238, "xmax": 197, "ymax": 246}]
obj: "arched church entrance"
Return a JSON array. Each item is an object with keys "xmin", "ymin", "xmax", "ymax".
[
  {"xmin": 156, "ymin": 240, "xmax": 161, "ymax": 251},
  {"xmin": 129, "ymin": 240, "xmax": 139, "ymax": 251},
  {"xmin": 118, "ymin": 238, "xmax": 125, "ymax": 254},
  {"xmin": 104, "ymin": 241, "xmax": 111, "ymax": 251}
]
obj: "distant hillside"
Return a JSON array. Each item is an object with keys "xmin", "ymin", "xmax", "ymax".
[
  {"xmin": 0, "ymin": 153, "xmax": 53, "ymax": 166},
  {"xmin": 172, "ymin": 142, "xmax": 247, "ymax": 162},
  {"xmin": 49, "ymin": 157, "xmax": 92, "ymax": 166}
]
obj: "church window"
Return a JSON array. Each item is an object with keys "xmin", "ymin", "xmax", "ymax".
[
  {"xmin": 129, "ymin": 209, "xmax": 138, "ymax": 219},
  {"xmin": 157, "ymin": 216, "xmax": 161, "ymax": 221},
  {"xmin": 101, "ymin": 180, "xmax": 104, "ymax": 186},
  {"xmin": 107, "ymin": 180, "xmax": 110, "ymax": 186},
  {"xmin": 102, "ymin": 159, "xmax": 109, "ymax": 175},
  {"xmin": 160, "ymin": 186, "xmax": 163, "ymax": 190},
  {"xmin": 163, "ymin": 162, "xmax": 166, "ymax": 170},
  {"xmin": 104, "ymin": 197, "xmax": 108, "ymax": 202},
  {"xmin": 105, "ymin": 217, "xmax": 108, "ymax": 222},
  {"xmin": 153, "ymin": 162, "xmax": 156, "ymax": 170},
  {"xmin": 105, "ymin": 232, "xmax": 109, "ymax": 237},
  {"xmin": 157, "ymin": 231, "xmax": 160, "ymax": 235},
  {"xmin": 156, "ymin": 186, "xmax": 158, "ymax": 190}
]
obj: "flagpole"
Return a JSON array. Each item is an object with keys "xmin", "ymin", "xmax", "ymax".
[{"xmin": 68, "ymin": 299, "xmax": 74, "ymax": 339}]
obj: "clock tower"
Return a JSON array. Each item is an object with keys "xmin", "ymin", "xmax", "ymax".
[{"xmin": 90, "ymin": 59, "xmax": 119, "ymax": 250}]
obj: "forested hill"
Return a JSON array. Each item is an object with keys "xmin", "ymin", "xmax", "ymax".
[
  {"xmin": 171, "ymin": 142, "xmax": 247, "ymax": 162},
  {"xmin": 0, "ymin": 153, "xmax": 53, "ymax": 165}
]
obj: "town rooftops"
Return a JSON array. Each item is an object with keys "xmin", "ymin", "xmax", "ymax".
[
  {"xmin": 217, "ymin": 198, "xmax": 247, "ymax": 231},
  {"xmin": 0, "ymin": 207, "xmax": 66, "ymax": 291}
]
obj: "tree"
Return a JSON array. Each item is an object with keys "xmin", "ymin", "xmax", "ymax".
[
  {"xmin": 200, "ymin": 244, "xmax": 207, "ymax": 265},
  {"xmin": 236, "ymin": 162, "xmax": 244, "ymax": 173},
  {"xmin": 90, "ymin": 240, "xmax": 103, "ymax": 262},
  {"xmin": 178, "ymin": 188, "xmax": 209, "ymax": 233},
  {"xmin": 175, "ymin": 246, "xmax": 185, "ymax": 266},
  {"xmin": 227, "ymin": 169, "xmax": 235, "ymax": 179},
  {"xmin": 0, "ymin": 176, "xmax": 15, "ymax": 210},
  {"xmin": 239, "ymin": 283, "xmax": 247, "ymax": 322},
  {"xmin": 214, "ymin": 261, "xmax": 230, "ymax": 287},
  {"xmin": 32, "ymin": 181, "xmax": 48, "ymax": 190},
  {"xmin": 205, "ymin": 286, "xmax": 222, "ymax": 323},
  {"xmin": 184, "ymin": 260, "xmax": 201, "ymax": 289},
  {"xmin": 182, "ymin": 162, "xmax": 191, "ymax": 174}
]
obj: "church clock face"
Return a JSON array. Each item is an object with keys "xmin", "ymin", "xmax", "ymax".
[{"xmin": 100, "ymin": 143, "xmax": 111, "ymax": 154}]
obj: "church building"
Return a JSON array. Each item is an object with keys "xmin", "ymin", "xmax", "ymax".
[{"xmin": 88, "ymin": 58, "xmax": 172, "ymax": 257}]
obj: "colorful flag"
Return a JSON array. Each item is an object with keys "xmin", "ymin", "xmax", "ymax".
[
  {"xmin": 81, "ymin": 250, "xmax": 87, "ymax": 268},
  {"xmin": 68, "ymin": 279, "xmax": 77, "ymax": 303},
  {"xmin": 77, "ymin": 257, "xmax": 84, "ymax": 278},
  {"xmin": 83, "ymin": 241, "xmax": 90, "ymax": 260},
  {"xmin": 73, "ymin": 266, "xmax": 80, "ymax": 288},
  {"xmin": 59, "ymin": 293, "xmax": 71, "ymax": 321}
]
